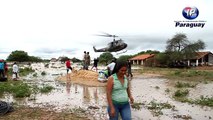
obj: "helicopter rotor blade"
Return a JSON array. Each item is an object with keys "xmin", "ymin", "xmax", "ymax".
[
  {"xmin": 94, "ymin": 34, "xmax": 119, "ymax": 38},
  {"xmin": 98, "ymin": 32, "xmax": 119, "ymax": 38},
  {"xmin": 94, "ymin": 34, "xmax": 111, "ymax": 37},
  {"xmin": 99, "ymin": 32, "xmax": 112, "ymax": 36},
  {"xmin": 112, "ymin": 35, "xmax": 118, "ymax": 38}
]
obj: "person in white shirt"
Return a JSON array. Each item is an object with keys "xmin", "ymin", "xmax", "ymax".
[
  {"xmin": 12, "ymin": 62, "xmax": 19, "ymax": 80},
  {"xmin": 107, "ymin": 59, "xmax": 116, "ymax": 77}
]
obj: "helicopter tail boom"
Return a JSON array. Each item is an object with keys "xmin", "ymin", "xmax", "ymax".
[
  {"xmin": 93, "ymin": 46, "xmax": 98, "ymax": 52},
  {"xmin": 93, "ymin": 46, "xmax": 107, "ymax": 52}
]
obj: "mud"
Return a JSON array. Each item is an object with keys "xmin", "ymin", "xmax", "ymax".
[{"xmin": 57, "ymin": 70, "xmax": 107, "ymax": 87}]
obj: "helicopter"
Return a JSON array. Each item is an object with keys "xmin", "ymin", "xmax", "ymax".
[{"xmin": 93, "ymin": 33, "xmax": 128, "ymax": 54}]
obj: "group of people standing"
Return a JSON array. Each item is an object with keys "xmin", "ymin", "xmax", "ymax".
[
  {"xmin": 82, "ymin": 51, "xmax": 100, "ymax": 71},
  {"xmin": 82, "ymin": 51, "xmax": 91, "ymax": 70},
  {"xmin": 0, "ymin": 60, "xmax": 19, "ymax": 80},
  {"xmin": 65, "ymin": 51, "xmax": 100, "ymax": 75}
]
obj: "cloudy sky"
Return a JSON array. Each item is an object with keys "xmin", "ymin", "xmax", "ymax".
[{"xmin": 0, "ymin": 0, "xmax": 212, "ymax": 60}]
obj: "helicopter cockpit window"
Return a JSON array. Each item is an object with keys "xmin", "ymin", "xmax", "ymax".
[
  {"xmin": 108, "ymin": 42, "xmax": 113, "ymax": 47},
  {"xmin": 117, "ymin": 40, "xmax": 122, "ymax": 45}
]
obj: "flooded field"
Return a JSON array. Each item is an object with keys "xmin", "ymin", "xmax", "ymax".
[{"xmin": 1, "ymin": 62, "xmax": 213, "ymax": 120}]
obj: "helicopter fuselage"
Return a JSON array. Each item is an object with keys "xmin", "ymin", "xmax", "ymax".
[
  {"xmin": 93, "ymin": 33, "xmax": 128, "ymax": 53},
  {"xmin": 108, "ymin": 42, "xmax": 127, "ymax": 52},
  {"xmin": 93, "ymin": 40, "xmax": 127, "ymax": 52}
]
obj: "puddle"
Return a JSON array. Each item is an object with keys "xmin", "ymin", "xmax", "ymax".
[{"xmin": 1, "ymin": 62, "xmax": 213, "ymax": 120}]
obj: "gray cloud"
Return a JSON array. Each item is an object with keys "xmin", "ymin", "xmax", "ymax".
[
  {"xmin": 121, "ymin": 35, "xmax": 168, "ymax": 51},
  {"xmin": 34, "ymin": 48, "xmax": 78, "ymax": 55}
]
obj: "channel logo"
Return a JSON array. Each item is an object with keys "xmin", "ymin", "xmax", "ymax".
[
  {"xmin": 174, "ymin": 6, "xmax": 206, "ymax": 28},
  {"xmin": 182, "ymin": 7, "xmax": 199, "ymax": 20}
]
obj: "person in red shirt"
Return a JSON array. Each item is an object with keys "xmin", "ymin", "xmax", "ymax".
[{"xmin": 66, "ymin": 59, "xmax": 72, "ymax": 74}]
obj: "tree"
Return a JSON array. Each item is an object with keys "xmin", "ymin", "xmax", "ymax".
[
  {"xmin": 117, "ymin": 55, "xmax": 133, "ymax": 62},
  {"xmin": 99, "ymin": 52, "xmax": 114, "ymax": 65},
  {"xmin": 135, "ymin": 50, "xmax": 160, "ymax": 56},
  {"xmin": 60, "ymin": 56, "xmax": 69, "ymax": 63},
  {"xmin": 183, "ymin": 39, "xmax": 205, "ymax": 59},
  {"xmin": 155, "ymin": 52, "xmax": 170, "ymax": 67},
  {"xmin": 165, "ymin": 33, "xmax": 205, "ymax": 64},
  {"xmin": 7, "ymin": 50, "xmax": 30, "ymax": 62},
  {"xmin": 29, "ymin": 56, "xmax": 43, "ymax": 62},
  {"xmin": 71, "ymin": 57, "xmax": 81, "ymax": 63}
]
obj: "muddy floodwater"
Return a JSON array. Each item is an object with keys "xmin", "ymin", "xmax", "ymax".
[{"xmin": 1, "ymin": 62, "xmax": 213, "ymax": 120}]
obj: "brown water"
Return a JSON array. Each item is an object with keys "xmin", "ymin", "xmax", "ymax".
[{"xmin": 1, "ymin": 62, "xmax": 213, "ymax": 120}]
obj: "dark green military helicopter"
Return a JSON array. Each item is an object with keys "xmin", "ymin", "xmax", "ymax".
[{"xmin": 93, "ymin": 33, "xmax": 127, "ymax": 54}]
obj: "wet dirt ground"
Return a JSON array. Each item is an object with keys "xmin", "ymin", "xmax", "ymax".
[{"xmin": 1, "ymin": 62, "xmax": 213, "ymax": 120}]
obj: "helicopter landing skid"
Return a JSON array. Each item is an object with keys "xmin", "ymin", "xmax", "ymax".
[{"xmin": 116, "ymin": 50, "xmax": 127, "ymax": 55}]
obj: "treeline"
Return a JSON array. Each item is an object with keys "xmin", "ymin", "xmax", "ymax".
[
  {"xmin": 5, "ymin": 50, "xmax": 81, "ymax": 63},
  {"xmin": 7, "ymin": 50, "xmax": 43, "ymax": 62}
]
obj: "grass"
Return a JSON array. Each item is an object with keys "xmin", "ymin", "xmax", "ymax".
[
  {"xmin": 131, "ymin": 100, "xmax": 177, "ymax": 117},
  {"xmin": 141, "ymin": 67, "xmax": 172, "ymax": 75},
  {"xmin": 131, "ymin": 102, "xmax": 144, "ymax": 110},
  {"xmin": 147, "ymin": 100, "xmax": 174, "ymax": 116},
  {"xmin": 70, "ymin": 107, "xmax": 87, "ymax": 114},
  {"xmin": 0, "ymin": 81, "xmax": 54, "ymax": 98},
  {"xmin": 0, "ymin": 81, "xmax": 32, "ymax": 98},
  {"xmin": 147, "ymin": 101, "xmax": 173, "ymax": 110},
  {"xmin": 169, "ymin": 70, "xmax": 213, "ymax": 81},
  {"xmin": 19, "ymin": 67, "xmax": 35, "ymax": 76},
  {"xmin": 155, "ymin": 86, "xmax": 160, "ymax": 89},
  {"xmin": 141, "ymin": 67, "xmax": 213, "ymax": 81},
  {"xmin": 194, "ymin": 96, "xmax": 213, "ymax": 107},
  {"xmin": 39, "ymin": 85, "xmax": 54, "ymax": 93},
  {"xmin": 175, "ymin": 81, "xmax": 197, "ymax": 88},
  {"xmin": 41, "ymin": 71, "xmax": 46, "ymax": 76},
  {"xmin": 8, "ymin": 67, "xmax": 35, "ymax": 77},
  {"xmin": 172, "ymin": 89, "xmax": 213, "ymax": 107},
  {"xmin": 174, "ymin": 89, "xmax": 189, "ymax": 97},
  {"xmin": 32, "ymin": 73, "xmax": 37, "ymax": 77},
  {"xmin": 165, "ymin": 88, "xmax": 170, "ymax": 93},
  {"xmin": 174, "ymin": 96, "xmax": 213, "ymax": 107}
]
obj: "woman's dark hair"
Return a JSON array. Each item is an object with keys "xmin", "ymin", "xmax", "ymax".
[{"xmin": 111, "ymin": 60, "xmax": 128, "ymax": 74}]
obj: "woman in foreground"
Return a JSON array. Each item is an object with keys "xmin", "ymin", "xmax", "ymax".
[{"xmin": 106, "ymin": 60, "xmax": 134, "ymax": 120}]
